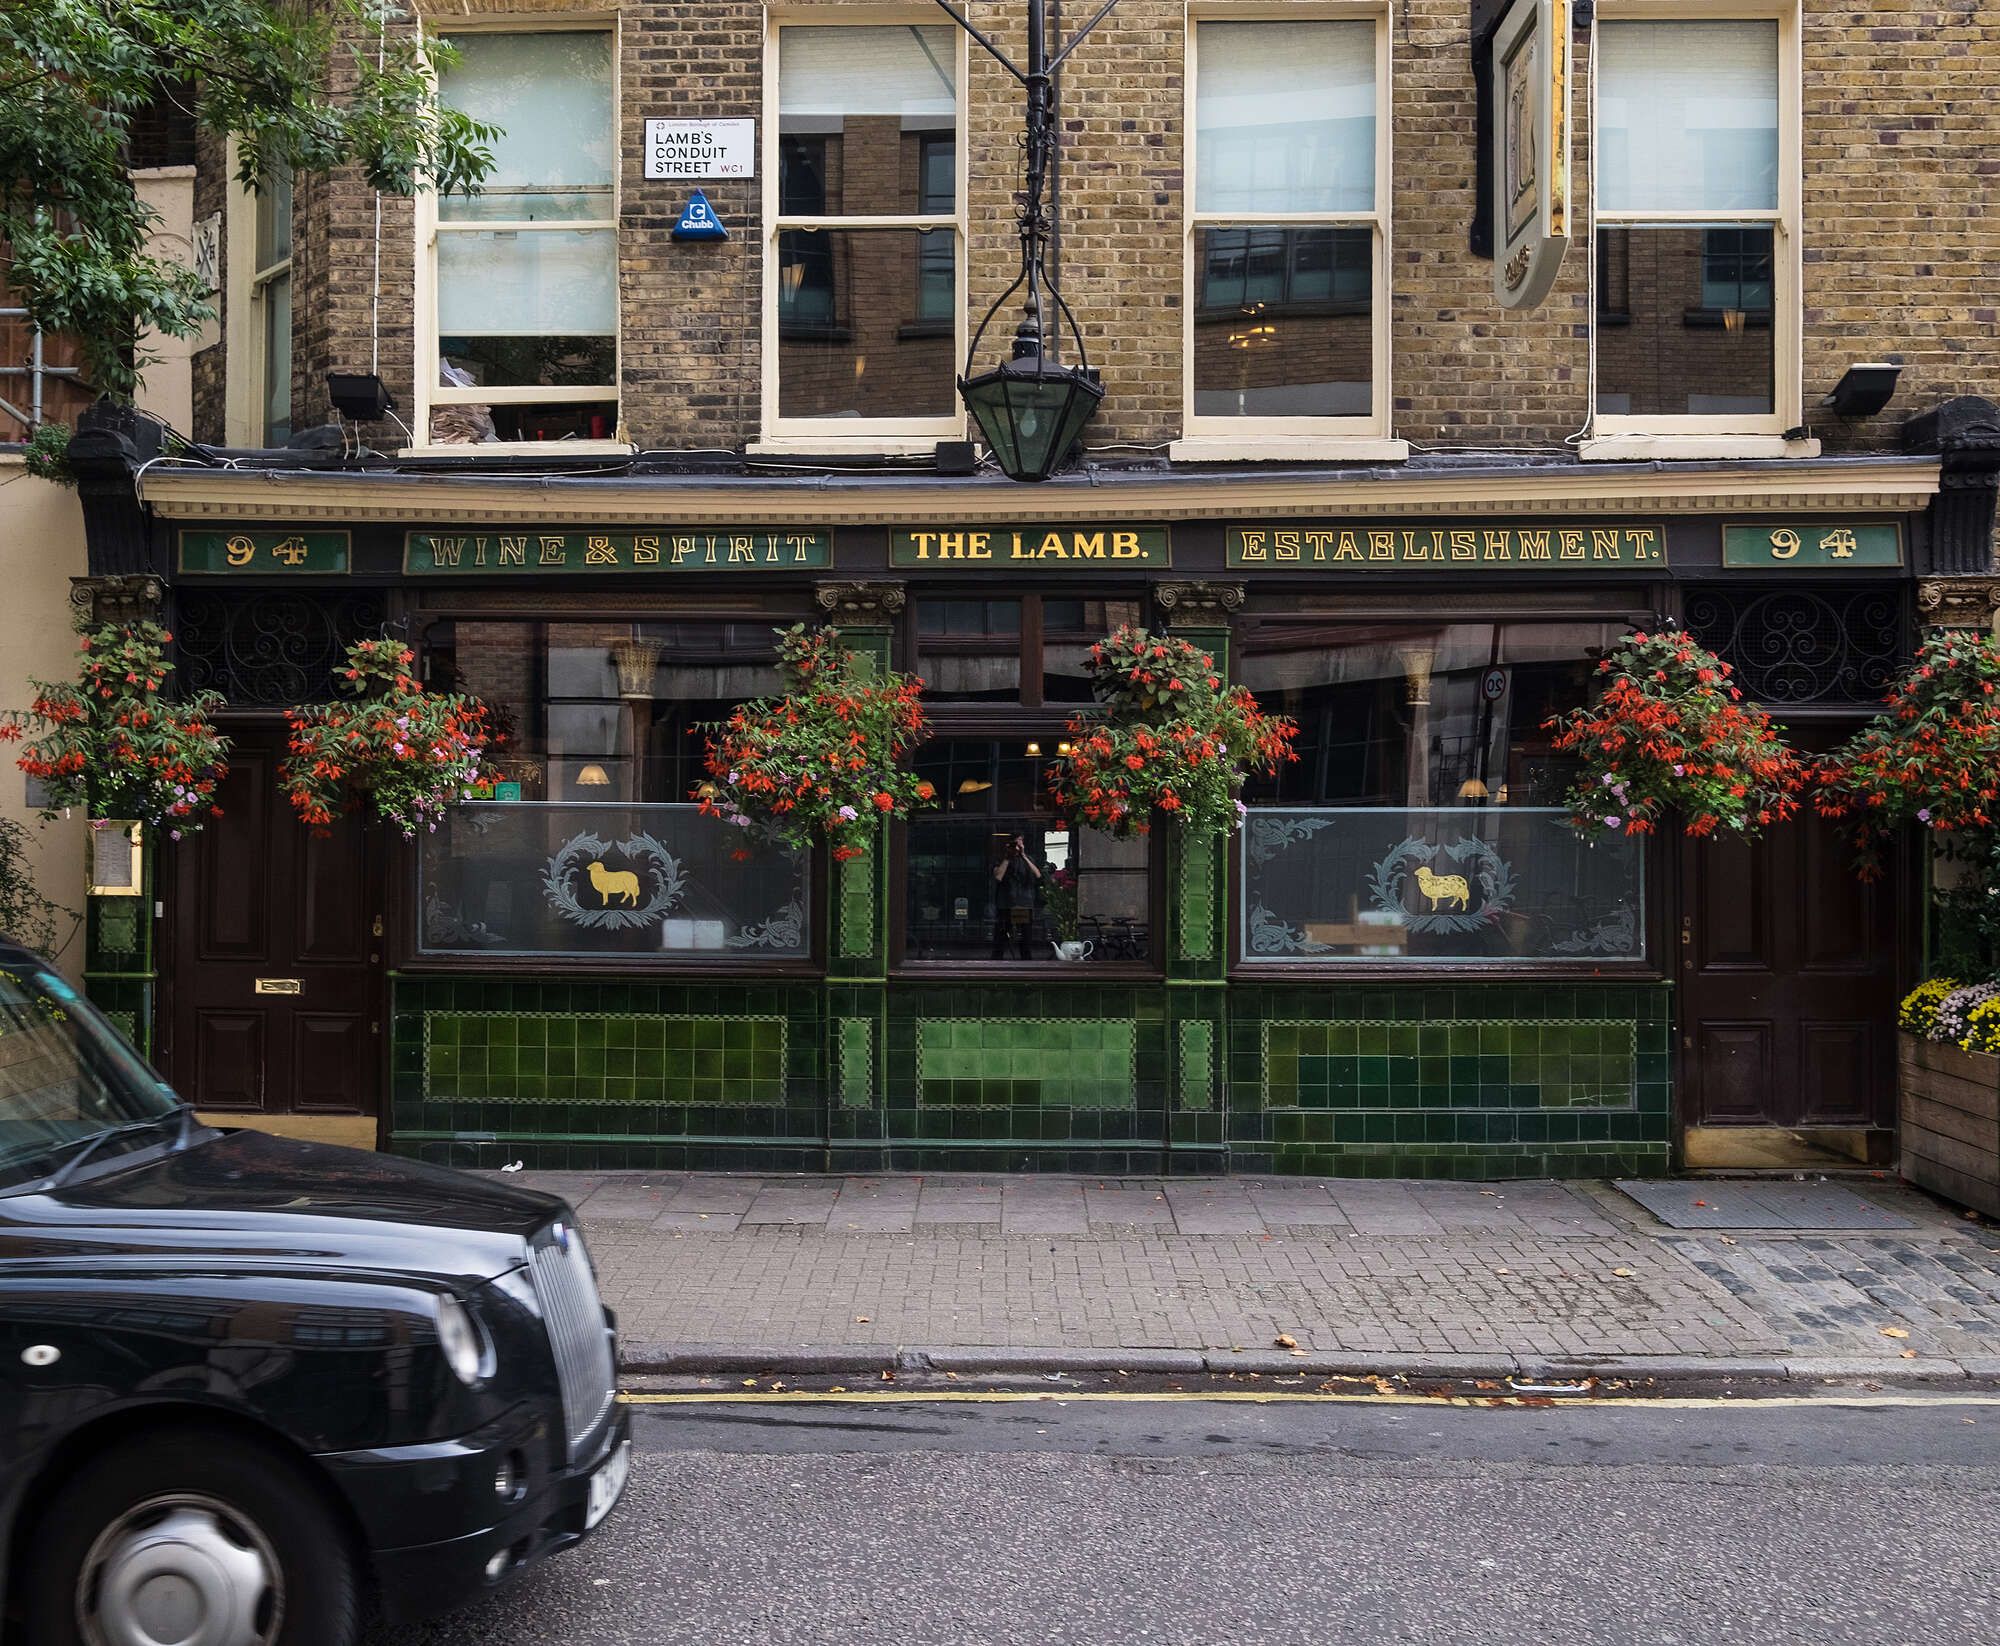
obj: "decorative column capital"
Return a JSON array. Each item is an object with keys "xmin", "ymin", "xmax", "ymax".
[
  {"xmin": 1153, "ymin": 581, "xmax": 1245, "ymax": 626},
  {"xmin": 814, "ymin": 581, "xmax": 906, "ymax": 624},
  {"xmin": 69, "ymin": 574, "xmax": 164, "ymax": 627},
  {"xmin": 1916, "ymin": 577, "xmax": 2000, "ymax": 632}
]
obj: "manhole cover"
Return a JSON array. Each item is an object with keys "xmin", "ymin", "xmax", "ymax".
[{"xmin": 1614, "ymin": 1180, "xmax": 1913, "ymax": 1230}]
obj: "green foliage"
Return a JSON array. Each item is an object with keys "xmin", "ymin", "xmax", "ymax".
[
  {"xmin": 0, "ymin": 816, "xmax": 75, "ymax": 956},
  {"xmin": 1045, "ymin": 626, "xmax": 1297, "ymax": 839},
  {"xmin": 1544, "ymin": 630, "xmax": 1807, "ymax": 840},
  {"xmin": 280, "ymin": 638, "xmax": 492, "ymax": 838},
  {"xmin": 0, "ymin": 0, "xmax": 497, "ymax": 398},
  {"xmin": 22, "ymin": 420, "xmax": 72, "ymax": 485},
  {"xmin": 699, "ymin": 626, "xmax": 933, "ymax": 863},
  {"xmin": 0, "ymin": 620, "xmax": 229, "ymax": 831}
]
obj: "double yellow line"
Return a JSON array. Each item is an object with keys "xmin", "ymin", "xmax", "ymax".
[{"xmin": 621, "ymin": 1388, "xmax": 2000, "ymax": 1411}]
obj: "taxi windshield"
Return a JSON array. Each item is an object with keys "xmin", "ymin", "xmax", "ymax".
[{"xmin": 0, "ymin": 959, "xmax": 180, "ymax": 1191}]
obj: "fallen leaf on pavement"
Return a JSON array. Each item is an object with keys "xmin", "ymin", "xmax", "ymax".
[
  {"xmin": 879, "ymin": 1369, "xmax": 896, "ymax": 1382},
  {"xmin": 1719, "ymin": 1235, "xmax": 1738, "ymax": 1245},
  {"xmin": 1693, "ymin": 1199, "xmax": 1709, "ymax": 1208},
  {"xmin": 855, "ymin": 1315, "xmax": 871, "ymax": 1324},
  {"xmin": 828, "ymin": 1385, "xmax": 848, "ymax": 1393},
  {"xmin": 1612, "ymin": 1267, "xmax": 1636, "ymax": 1278},
  {"xmin": 1474, "ymin": 1379, "xmax": 1503, "ymax": 1391},
  {"xmin": 1881, "ymin": 1326, "xmax": 1911, "ymax": 1339},
  {"xmin": 1901, "ymin": 1350, "xmax": 1918, "ymax": 1359},
  {"xmin": 1274, "ymin": 1333, "xmax": 1299, "ymax": 1349},
  {"xmin": 1494, "ymin": 1267, "xmax": 1512, "ymax": 1276},
  {"xmin": 1289, "ymin": 1348, "xmax": 1307, "ymax": 1358},
  {"xmin": 741, "ymin": 1379, "xmax": 757, "ymax": 1387}
]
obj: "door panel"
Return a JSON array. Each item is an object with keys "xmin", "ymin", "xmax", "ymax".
[
  {"xmin": 165, "ymin": 726, "xmax": 381, "ymax": 1119},
  {"xmin": 195, "ymin": 1012, "xmax": 265, "ymax": 1108},
  {"xmin": 198, "ymin": 754, "xmax": 272, "ymax": 959},
  {"xmin": 1696, "ymin": 1024, "xmax": 1773, "ymax": 1123},
  {"xmin": 292, "ymin": 1015, "xmax": 371, "ymax": 1111},
  {"xmin": 1799, "ymin": 1021, "xmax": 1874, "ymax": 1126},
  {"xmin": 1682, "ymin": 811, "xmax": 1897, "ymax": 1134}
]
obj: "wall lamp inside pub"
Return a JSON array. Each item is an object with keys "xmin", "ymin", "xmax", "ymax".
[{"xmin": 1821, "ymin": 362, "xmax": 1901, "ymax": 418}]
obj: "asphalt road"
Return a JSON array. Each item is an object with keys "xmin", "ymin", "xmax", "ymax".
[{"xmin": 367, "ymin": 1391, "xmax": 2000, "ymax": 1645}]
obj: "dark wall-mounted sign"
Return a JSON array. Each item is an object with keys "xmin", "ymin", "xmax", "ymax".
[
  {"xmin": 1226, "ymin": 523, "xmax": 1666, "ymax": 570},
  {"xmin": 1721, "ymin": 522, "xmax": 1903, "ymax": 569},
  {"xmin": 403, "ymin": 530, "xmax": 831, "ymax": 574},
  {"xmin": 891, "ymin": 527, "xmax": 1170, "ymax": 567},
  {"xmin": 179, "ymin": 530, "xmax": 350, "ymax": 574}
]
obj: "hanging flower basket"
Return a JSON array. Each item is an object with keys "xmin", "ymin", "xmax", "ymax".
[
  {"xmin": 281, "ymin": 639, "xmax": 493, "ymax": 837},
  {"xmin": 1045, "ymin": 625, "xmax": 1296, "ymax": 838},
  {"xmin": 1, "ymin": 620, "xmax": 229, "ymax": 834},
  {"xmin": 1544, "ymin": 629, "xmax": 1805, "ymax": 839},
  {"xmin": 1816, "ymin": 630, "xmax": 2000, "ymax": 874},
  {"xmin": 698, "ymin": 625, "xmax": 932, "ymax": 863}
]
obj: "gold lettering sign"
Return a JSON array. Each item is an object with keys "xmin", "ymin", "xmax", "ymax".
[
  {"xmin": 1227, "ymin": 523, "xmax": 1665, "ymax": 570},
  {"xmin": 405, "ymin": 530, "xmax": 831, "ymax": 574},
  {"xmin": 1721, "ymin": 522, "xmax": 1902, "ymax": 569},
  {"xmin": 891, "ymin": 527, "xmax": 1170, "ymax": 567}
]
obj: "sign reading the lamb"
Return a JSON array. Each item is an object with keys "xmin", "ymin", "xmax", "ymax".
[
  {"xmin": 891, "ymin": 527, "xmax": 1171, "ymax": 567},
  {"xmin": 404, "ymin": 530, "xmax": 831, "ymax": 574},
  {"xmin": 1226, "ymin": 522, "xmax": 1665, "ymax": 571},
  {"xmin": 643, "ymin": 119, "xmax": 754, "ymax": 180}
]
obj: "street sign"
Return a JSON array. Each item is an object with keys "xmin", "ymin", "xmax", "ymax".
[
  {"xmin": 673, "ymin": 191, "xmax": 728, "ymax": 242},
  {"xmin": 644, "ymin": 119, "xmax": 754, "ymax": 180}
]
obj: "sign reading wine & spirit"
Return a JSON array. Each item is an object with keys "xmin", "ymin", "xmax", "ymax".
[
  {"xmin": 1226, "ymin": 523, "xmax": 1665, "ymax": 570},
  {"xmin": 891, "ymin": 527, "xmax": 1170, "ymax": 566},
  {"xmin": 404, "ymin": 530, "xmax": 831, "ymax": 574}
]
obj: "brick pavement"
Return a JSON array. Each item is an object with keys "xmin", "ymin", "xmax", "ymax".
[{"xmin": 502, "ymin": 1171, "xmax": 2000, "ymax": 1375}]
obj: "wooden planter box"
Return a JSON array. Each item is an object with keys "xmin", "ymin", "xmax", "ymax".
[{"xmin": 1900, "ymin": 1030, "xmax": 2000, "ymax": 1218}]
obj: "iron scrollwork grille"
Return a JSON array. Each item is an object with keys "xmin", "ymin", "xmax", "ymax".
[
  {"xmin": 1683, "ymin": 586, "xmax": 1904, "ymax": 707},
  {"xmin": 177, "ymin": 590, "xmax": 388, "ymax": 707}
]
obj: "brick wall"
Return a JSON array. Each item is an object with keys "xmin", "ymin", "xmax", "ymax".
[{"xmin": 198, "ymin": 0, "xmax": 2000, "ymax": 460}]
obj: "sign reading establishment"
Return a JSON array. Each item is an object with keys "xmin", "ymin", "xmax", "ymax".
[
  {"xmin": 892, "ymin": 527, "xmax": 1170, "ymax": 567},
  {"xmin": 404, "ymin": 530, "xmax": 830, "ymax": 574},
  {"xmin": 1227, "ymin": 523, "xmax": 1665, "ymax": 570}
]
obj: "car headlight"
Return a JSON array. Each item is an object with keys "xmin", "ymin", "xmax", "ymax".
[{"xmin": 435, "ymin": 1294, "xmax": 488, "ymax": 1385}]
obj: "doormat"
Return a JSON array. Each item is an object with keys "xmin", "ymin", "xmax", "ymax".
[{"xmin": 1613, "ymin": 1180, "xmax": 1914, "ymax": 1230}]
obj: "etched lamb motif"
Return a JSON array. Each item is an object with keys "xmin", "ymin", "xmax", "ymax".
[
  {"xmin": 586, "ymin": 859, "xmax": 642, "ymax": 907},
  {"xmin": 1413, "ymin": 863, "xmax": 1471, "ymax": 912}
]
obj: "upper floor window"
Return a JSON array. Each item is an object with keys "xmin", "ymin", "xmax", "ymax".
[
  {"xmin": 1593, "ymin": 15, "xmax": 1795, "ymax": 437},
  {"xmin": 765, "ymin": 23, "xmax": 963, "ymax": 445},
  {"xmin": 251, "ymin": 159, "xmax": 293, "ymax": 446},
  {"xmin": 1185, "ymin": 18, "xmax": 1387, "ymax": 438},
  {"xmin": 424, "ymin": 30, "xmax": 618, "ymax": 447}
]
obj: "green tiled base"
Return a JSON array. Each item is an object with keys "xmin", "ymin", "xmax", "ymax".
[
  {"xmin": 1264, "ymin": 1018, "xmax": 1638, "ymax": 1111},
  {"xmin": 425, "ymin": 1011, "xmax": 786, "ymax": 1105},
  {"xmin": 383, "ymin": 973, "xmax": 1673, "ymax": 1179},
  {"xmin": 917, "ymin": 1017, "xmax": 1137, "ymax": 1110}
]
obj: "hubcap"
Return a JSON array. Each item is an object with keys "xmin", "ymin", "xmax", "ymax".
[{"xmin": 79, "ymin": 1495, "xmax": 283, "ymax": 1646}]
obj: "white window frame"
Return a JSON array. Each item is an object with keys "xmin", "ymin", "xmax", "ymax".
[
  {"xmin": 755, "ymin": 12, "xmax": 968, "ymax": 456},
  {"xmin": 222, "ymin": 137, "xmax": 292, "ymax": 448},
  {"xmin": 1174, "ymin": 3, "xmax": 1404, "ymax": 463},
  {"xmin": 410, "ymin": 17, "xmax": 626, "ymax": 456},
  {"xmin": 1583, "ymin": 0, "xmax": 1809, "ymax": 460}
]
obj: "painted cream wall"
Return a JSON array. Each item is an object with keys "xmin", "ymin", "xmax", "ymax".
[
  {"xmin": 0, "ymin": 457, "xmax": 88, "ymax": 977},
  {"xmin": 132, "ymin": 164, "xmax": 200, "ymax": 432}
]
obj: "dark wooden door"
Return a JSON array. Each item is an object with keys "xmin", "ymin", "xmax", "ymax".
[
  {"xmin": 164, "ymin": 726, "xmax": 381, "ymax": 1117},
  {"xmin": 1680, "ymin": 813, "xmax": 1898, "ymax": 1131}
]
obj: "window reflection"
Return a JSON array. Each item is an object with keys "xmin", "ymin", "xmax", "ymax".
[
  {"xmin": 426, "ymin": 620, "xmax": 780, "ymax": 804},
  {"xmin": 1595, "ymin": 227, "xmax": 1775, "ymax": 418},
  {"xmin": 906, "ymin": 741, "xmax": 1149, "ymax": 964},
  {"xmin": 1239, "ymin": 621, "xmax": 1626, "ymax": 808}
]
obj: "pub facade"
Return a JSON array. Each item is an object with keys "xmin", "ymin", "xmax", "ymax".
[{"xmin": 57, "ymin": 0, "xmax": 2000, "ymax": 1176}]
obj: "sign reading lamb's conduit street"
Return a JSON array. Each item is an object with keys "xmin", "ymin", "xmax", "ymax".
[
  {"xmin": 1226, "ymin": 523, "xmax": 1665, "ymax": 570},
  {"xmin": 892, "ymin": 527, "xmax": 1170, "ymax": 566},
  {"xmin": 643, "ymin": 119, "xmax": 754, "ymax": 180},
  {"xmin": 404, "ymin": 530, "xmax": 829, "ymax": 574}
]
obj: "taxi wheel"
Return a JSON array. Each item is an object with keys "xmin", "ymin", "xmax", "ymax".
[{"xmin": 21, "ymin": 1427, "xmax": 359, "ymax": 1646}]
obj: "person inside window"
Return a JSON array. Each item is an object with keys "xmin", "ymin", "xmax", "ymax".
[{"xmin": 990, "ymin": 832, "xmax": 1043, "ymax": 959}]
